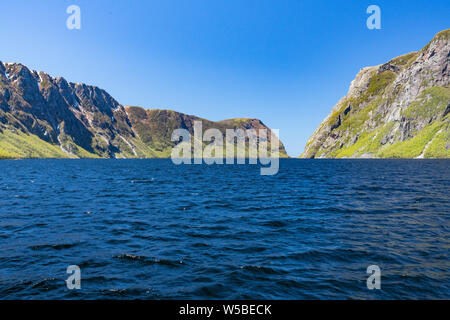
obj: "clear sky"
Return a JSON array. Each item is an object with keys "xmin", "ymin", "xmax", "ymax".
[{"xmin": 0, "ymin": 0, "xmax": 448, "ymax": 156}]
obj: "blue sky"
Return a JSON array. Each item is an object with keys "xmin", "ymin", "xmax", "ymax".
[{"xmin": 0, "ymin": 0, "xmax": 448, "ymax": 156}]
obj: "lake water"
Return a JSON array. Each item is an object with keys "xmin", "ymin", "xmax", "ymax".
[{"xmin": 0, "ymin": 159, "xmax": 448, "ymax": 299}]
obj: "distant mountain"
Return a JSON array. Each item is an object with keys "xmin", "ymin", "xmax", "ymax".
[
  {"xmin": 301, "ymin": 29, "xmax": 449, "ymax": 159},
  {"xmin": 0, "ymin": 62, "xmax": 287, "ymax": 159}
]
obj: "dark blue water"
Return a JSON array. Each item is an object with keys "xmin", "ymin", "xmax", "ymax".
[{"xmin": 0, "ymin": 159, "xmax": 448, "ymax": 299}]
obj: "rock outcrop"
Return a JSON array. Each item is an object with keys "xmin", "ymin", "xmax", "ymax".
[
  {"xmin": 301, "ymin": 29, "xmax": 450, "ymax": 158},
  {"xmin": 0, "ymin": 62, "xmax": 287, "ymax": 159}
]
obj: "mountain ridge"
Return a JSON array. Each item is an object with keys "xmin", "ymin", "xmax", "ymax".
[
  {"xmin": 301, "ymin": 29, "xmax": 450, "ymax": 159},
  {"xmin": 0, "ymin": 62, "xmax": 287, "ymax": 159}
]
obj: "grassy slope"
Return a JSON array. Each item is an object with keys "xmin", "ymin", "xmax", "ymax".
[
  {"xmin": 0, "ymin": 130, "xmax": 72, "ymax": 159},
  {"xmin": 303, "ymin": 30, "xmax": 450, "ymax": 159},
  {"xmin": 330, "ymin": 86, "xmax": 450, "ymax": 158},
  {"xmin": 125, "ymin": 107, "xmax": 289, "ymax": 158},
  {"xmin": 309, "ymin": 69, "xmax": 397, "ymax": 158},
  {"xmin": 0, "ymin": 127, "xmax": 100, "ymax": 159},
  {"xmin": 308, "ymin": 76, "xmax": 449, "ymax": 159},
  {"xmin": 1, "ymin": 108, "xmax": 288, "ymax": 159}
]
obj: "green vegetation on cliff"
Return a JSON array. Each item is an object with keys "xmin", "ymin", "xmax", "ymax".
[
  {"xmin": 0, "ymin": 129, "xmax": 71, "ymax": 159},
  {"xmin": 1, "ymin": 61, "xmax": 287, "ymax": 159},
  {"xmin": 301, "ymin": 29, "xmax": 450, "ymax": 159}
]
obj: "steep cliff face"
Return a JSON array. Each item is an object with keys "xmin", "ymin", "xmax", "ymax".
[
  {"xmin": 301, "ymin": 29, "xmax": 450, "ymax": 159},
  {"xmin": 0, "ymin": 61, "xmax": 286, "ymax": 158}
]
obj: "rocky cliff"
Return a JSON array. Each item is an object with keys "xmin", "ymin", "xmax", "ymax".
[
  {"xmin": 0, "ymin": 61, "xmax": 287, "ymax": 159},
  {"xmin": 301, "ymin": 29, "xmax": 450, "ymax": 159}
]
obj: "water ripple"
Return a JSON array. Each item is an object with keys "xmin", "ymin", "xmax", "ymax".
[{"xmin": 0, "ymin": 159, "xmax": 449, "ymax": 299}]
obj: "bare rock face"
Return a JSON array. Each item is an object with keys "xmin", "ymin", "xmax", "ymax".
[
  {"xmin": 0, "ymin": 62, "xmax": 286, "ymax": 158},
  {"xmin": 301, "ymin": 29, "xmax": 450, "ymax": 159},
  {"xmin": 0, "ymin": 62, "xmax": 134, "ymax": 157}
]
